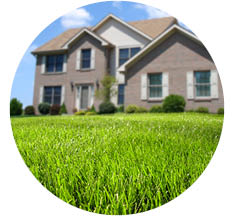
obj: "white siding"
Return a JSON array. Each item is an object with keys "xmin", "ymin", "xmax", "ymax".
[
  {"xmin": 187, "ymin": 71, "xmax": 194, "ymax": 99},
  {"xmin": 211, "ymin": 70, "xmax": 219, "ymax": 98},
  {"xmin": 141, "ymin": 74, "xmax": 147, "ymax": 100}
]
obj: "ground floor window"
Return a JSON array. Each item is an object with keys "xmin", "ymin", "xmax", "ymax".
[
  {"xmin": 43, "ymin": 86, "xmax": 61, "ymax": 105},
  {"xmin": 148, "ymin": 73, "xmax": 162, "ymax": 98},
  {"xmin": 195, "ymin": 71, "xmax": 211, "ymax": 97},
  {"xmin": 118, "ymin": 84, "xmax": 125, "ymax": 105}
]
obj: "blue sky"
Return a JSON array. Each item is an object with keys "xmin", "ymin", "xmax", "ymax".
[{"xmin": 11, "ymin": 1, "xmax": 188, "ymax": 107}]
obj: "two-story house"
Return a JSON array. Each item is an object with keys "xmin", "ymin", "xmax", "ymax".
[{"xmin": 32, "ymin": 14, "xmax": 224, "ymax": 114}]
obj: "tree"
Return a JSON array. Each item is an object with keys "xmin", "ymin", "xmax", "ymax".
[
  {"xmin": 95, "ymin": 75, "xmax": 117, "ymax": 102},
  {"xmin": 10, "ymin": 98, "xmax": 23, "ymax": 116}
]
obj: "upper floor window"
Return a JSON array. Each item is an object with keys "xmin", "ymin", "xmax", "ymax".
[
  {"xmin": 43, "ymin": 86, "xmax": 61, "ymax": 105},
  {"xmin": 81, "ymin": 49, "xmax": 91, "ymax": 69},
  {"xmin": 195, "ymin": 71, "xmax": 211, "ymax": 97},
  {"xmin": 148, "ymin": 73, "xmax": 162, "ymax": 98},
  {"xmin": 119, "ymin": 47, "xmax": 140, "ymax": 66},
  {"xmin": 46, "ymin": 55, "xmax": 64, "ymax": 72}
]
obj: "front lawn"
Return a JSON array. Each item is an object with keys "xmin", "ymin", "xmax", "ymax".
[{"xmin": 11, "ymin": 113, "xmax": 223, "ymax": 214}]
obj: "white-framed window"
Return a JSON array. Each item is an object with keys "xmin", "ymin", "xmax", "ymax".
[
  {"xmin": 117, "ymin": 84, "xmax": 125, "ymax": 105},
  {"xmin": 81, "ymin": 48, "xmax": 91, "ymax": 69},
  {"xmin": 43, "ymin": 86, "xmax": 62, "ymax": 105},
  {"xmin": 148, "ymin": 73, "xmax": 163, "ymax": 98},
  {"xmin": 45, "ymin": 55, "xmax": 64, "ymax": 72},
  {"xmin": 195, "ymin": 71, "xmax": 211, "ymax": 97},
  {"xmin": 119, "ymin": 47, "xmax": 140, "ymax": 66}
]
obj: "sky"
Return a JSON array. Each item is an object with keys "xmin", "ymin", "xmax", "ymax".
[{"xmin": 11, "ymin": 1, "xmax": 189, "ymax": 107}]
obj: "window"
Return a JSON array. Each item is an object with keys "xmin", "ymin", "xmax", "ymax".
[
  {"xmin": 195, "ymin": 71, "xmax": 211, "ymax": 97},
  {"xmin": 118, "ymin": 84, "xmax": 125, "ymax": 105},
  {"xmin": 148, "ymin": 73, "xmax": 162, "ymax": 98},
  {"xmin": 46, "ymin": 55, "xmax": 64, "ymax": 72},
  {"xmin": 81, "ymin": 49, "xmax": 91, "ymax": 69},
  {"xmin": 119, "ymin": 47, "xmax": 140, "ymax": 66},
  {"xmin": 43, "ymin": 86, "xmax": 61, "ymax": 105}
]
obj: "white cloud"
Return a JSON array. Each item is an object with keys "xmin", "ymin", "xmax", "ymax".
[
  {"xmin": 134, "ymin": 4, "xmax": 169, "ymax": 19},
  {"xmin": 112, "ymin": 1, "xmax": 122, "ymax": 9},
  {"xmin": 61, "ymin": 8, "xmax": 92, "ymax": 28}
]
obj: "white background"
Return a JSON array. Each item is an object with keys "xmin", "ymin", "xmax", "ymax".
[{"xmin": 1, "ymin": 0, "xmax": 234, "ymax": 215}]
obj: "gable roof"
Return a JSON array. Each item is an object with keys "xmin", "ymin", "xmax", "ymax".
[
  {"xmin": 32, "ymin": 15, "xmax": 177, "ymax": 54},
  {"xmin": 118, "ymin": 24, "xmax": 201, "ymax": 73}
]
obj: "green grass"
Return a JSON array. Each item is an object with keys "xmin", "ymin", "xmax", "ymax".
[{"xmin": 11, "ymin": 113, "xmax": 223, "ymax": 214}]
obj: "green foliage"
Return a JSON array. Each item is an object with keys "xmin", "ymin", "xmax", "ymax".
[
  {"xmin": 24, "ymin": 106, "xmax": 35, "ymax": 115},
  {"xmin": 75, "ymin": 111, "xmax": 85, "ymax": 115},
  {"xmin": 186, "ymin": 109, "xmax": 195, "ymax": 113},
  {"xmin": 38, "ymin": 103, "xmax": 50, "ymax": 115},
  {"xmin": 86, "ymin": 105, "xmax": 96, "ymax": 113},
  {"xmin": 217, "ymin": 108, "xmax": 224, "ymax": 115},
  {"xmin": 59, "ymin": 103, "xmax": 67, "ymax": 115},
  {"xmin": 196, "ymin": 107, "xmax": 209, "ymax": 113},
  {"xmin": 95, "ymin": 75, "xmax": 117, "ymax": 102},
  {"xmin": 136, "ymin": 106, "xmax": 148, "ymax": 113},
  {"xmin": 162, "ymin": 94, "xmax": 186, "ymax": 113},
  {"xmin": 99, "ymin": 102, "xmax": 116, "ymax": 114},
  {"xmin": 11, "ymin": 113, "xmax": 223, "ymax": 215},
  {"xmin": 117, "ymin": 105, "xmax": 124, "ymax": 113},
  {"xmin": 50, "ymin": 104, "xmax": 61, "ymax": 115},
  {"xmin": 149, "ymin": 105, "xmax": 163, "ymax": 113},
  {"xmin": 10, "ymin": 98, "xmax": 23, "ymax": 116},
  {"xmin": 125, "ymin": 105, "xmax": 138, "ymax": 113}
]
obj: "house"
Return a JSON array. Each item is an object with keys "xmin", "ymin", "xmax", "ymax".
[{"xmin": 32, "ymin": 14, "xmax": 224, "ymax": 114}]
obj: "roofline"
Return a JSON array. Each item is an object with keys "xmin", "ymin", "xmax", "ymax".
[
  {"xmin": 118, "ymin": 24, "xmax": 201, "ymax": 73},
  {"xmin": 62, "ymin": 28, "xmax": 110, "ymax": 49},
  {"xmin": 31, "ymin": 49, "xmax": 67, "ymax": 55},
  {"xmin": 92, "ymin": 14, "xmax": 153, "ymax": 41}
]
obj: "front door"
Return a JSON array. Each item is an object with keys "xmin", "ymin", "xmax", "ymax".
[
  {"xmin": 77, "ymin": 85, "xmax": 94, "ymax": 110},
  {"xmin": 80, "ymin": 86, "xmax": 89, "ymax": 110}
]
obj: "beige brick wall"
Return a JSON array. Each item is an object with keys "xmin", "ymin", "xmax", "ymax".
[{"xmin": 125, "ymin": 32, "xmax": 224, "ymax": 113}]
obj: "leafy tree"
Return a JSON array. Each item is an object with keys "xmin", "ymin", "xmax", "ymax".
[
  {"xmin": 10, "ymin": 98, "xmax": 23, "ymax": 116},
  {"xmin": 95, "ymin": 75, "xmax": 117, "ymax": 102}
]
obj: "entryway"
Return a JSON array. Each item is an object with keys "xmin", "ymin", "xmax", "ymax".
[{"xmin": 76, "ymin": 85, "xmax": 94, "ymax": 110}]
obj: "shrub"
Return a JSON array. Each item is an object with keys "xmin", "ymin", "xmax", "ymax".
[
  {"xmin": 162, "ymin": 95, "xmax": 186, "ymax": 113},
  {"xmin": 117, "ymin": 105, "xmax": 124, "ymax": 113},
  {"xmin": 59, "ymin": 103, "xmax": 67, "ymax": 115},
  {"xmin": 149, "ymin": 105, "xmax": 163, "ymax": 113},
  {"xmin": 196, "ymin": 107, "xmax": 209, "ymax": 113},
  {"xmin": 217, "ymin": 108, "xmax": 224, "ymax": 115},
  {"xmin": 136, "ymin": 106, "xmax": 148, "ymax": 113},
  {"xmin": 85, "ymin": 111, "xmax": 96, "ymax": 115},
  {"xmin": 10, "ymin": 98, "xmax": 23, "ymax": 116},
  {"xmin": 38, "ymin": 103, "xmax": 50, "ymax": 115},
  {"xmin": 125, "ymin": 105, "xmax": 138, "ymax": 114},
  {"xmin": 186, "ymin": 109, "xmax": 195, "ymax": 113},
  {"xmin": 24, "ymin": 106, "xmax": 35, "ymax": 115},
  {"xmin": 99, "ymin": 102, "xmax": 116, "ymax": 114},
  {"xmin": 50, "ymin": 104, "xmax": 61, "ymax": 115},
  {"xmin": 75, "ymin": 111, "xmax": 85, "ymax": 115},
  {"xmin": 86, "ymin": 105, "xmax": 96, "ymax": 113}
]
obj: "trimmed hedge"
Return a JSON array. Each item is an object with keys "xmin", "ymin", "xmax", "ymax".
[
  {"xmin": 217, "ymin": 108, "xmax": 224, "ymax": 115},
  {"xmin": 162, "ymin": 95, "xmax": 186, "ymax": 113},
  {"xmin": 149, "ymin": 105, "xmax": 163, "ymax": 113},
  {"xmin": 99, "ymin": 102, "xmax": 116, "ymax": 114},
  {"xmin": 196, "ymin": 107, "xmax": 209, "ymax": 113},
  {"xmin": 136, "ymin": 106, "xmax": 148, "ymax": 113},
  {"xmin": 50, "ymin": 104, "xmax": 61, "ymax": 115},
  {"xmin": 24, "ymin": 106, "xmax": 35, "ymax": 115},
  {"xmin": 38, "ymin": 103, "xmax": 50, "ymax": 115},
  {"xmin": 10, "ymin": 98, "xmax": 23, "ymax": 116},
  {"xmin": 75, "ymin": 111, "xmax": 85, "ymax": 115},
  {"xmin": 125, "ymin": 105, "xmax": 138, "ymax": 114},
  {"xmin": 85, "ymin": 111, "xmax": 96, "ymax": 115}
]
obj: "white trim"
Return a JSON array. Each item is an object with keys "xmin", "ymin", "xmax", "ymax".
[
  {"xmin": 62, "ymin": 54, "xmax": 67, "ymax": 72},
  {"xmin": 90, "ymin": 48, "xmax": 95, "ymax": 69},
  {"xmin": 39, "ymin": 86, "xmax": 43, "ymax": 103},
  {"xmin": 61, "ymin": 86, "xmax": 65, "ymax": 105},
  {"xmin": 187, "ymin": 71, "xmax": 194, "ymax": 99},
  {"xmin": 211, "ymin": 70, "xmax": 219, "ymax": 99},
  {"xmin": 162, "ymin": 72, "xmax": 169, "ymax": 98},
  {"xmin": 119, "ymin": 24, "xmax": 201, "ymax": 72},
  {"xmin": 141, "ymin": 74, "xmax": 147, "ymax": 100},
  {"xmin": 62, "ymin": 28, "xmax": 109, "ymax": 49},
  {"xmin": 92, "ymin": 14, "xmax": 152, "ymax": 41},
  {"xmin": 41, "ymin": 56, "xmax": 46, "ymax": 74}
]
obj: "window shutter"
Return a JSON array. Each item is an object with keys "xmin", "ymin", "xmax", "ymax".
[
  {"xmin": 187, "ymin": 71, "xmax": 194, "ymax": 99},
  {"xmin": 162, "ymin": 72, "xmax": 169, "ymax": 98},
  {"xmin": 77, "ymin": 86, "xmax": 81, "ymax": 110},
  {"xmin": 88, "ymin": 85, "xmax": 94, "ymax": 107},
  {"xmin": 61, "ymin": 86, "xmax": 65, "ymax": 105},
  {"xmin": 39, "ymin": 86, "xmax": 44, "ymax": 103},
  {"xmin": 76, "ymin": 50, "xmax": 81, "ymax": 70},
  {"xmin": 91, "ymin": 49, "xmax": 95, "ymax": 69},
  {"xmin": 211, "ymin": 70, "xmax": 219, "ymax": 98},
  {"xmin": 141, "ymin": 74, "xmax": 147, "ymax": 100},
  {"xmin": 63, "ymin": 54, "xmax": 67, "ymax": 72},
  {"xmin": 41, "ymin": 56, "xmax": 46, "ymax": 74}
]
